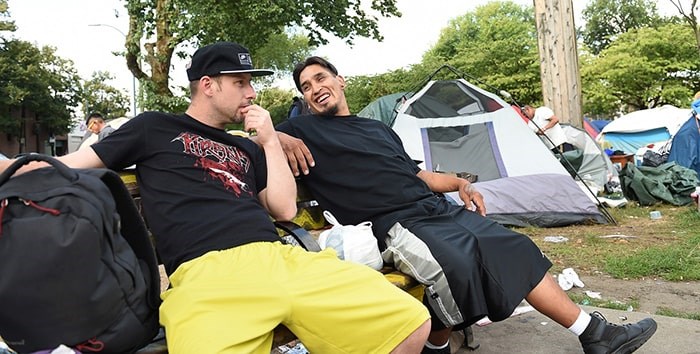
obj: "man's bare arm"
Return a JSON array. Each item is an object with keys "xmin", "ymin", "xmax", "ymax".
[
  {"xmin": 242, "ymin": 105, "xmax": 297, "ymax": 221},
  {"xmin": 277, "ymin": 132, "xmax": 315, "ymax": 176},
  {"xmin": 0, "ymin": 148, "xmax": 106, "ymax": 176},
  {"xmin": 417, "ymin": 170, "xmax": 486, "ymax": 216},
  {"xmin": 542, "ymin": 114, "xmax": 560, "ymax": 131}
]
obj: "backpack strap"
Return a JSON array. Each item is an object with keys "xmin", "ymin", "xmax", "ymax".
[
  {"xmin": 0, "ymin": 153, "xmax": 78, "ymax": 186},
  {"xmin": 81, "ymin": 168, "xmax": 161, "ymax": 309}
]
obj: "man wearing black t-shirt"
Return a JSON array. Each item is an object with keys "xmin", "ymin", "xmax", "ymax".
[
  {"xmin": 275, "ymin": 56, "xmax": 657, "ymax": 354},
  {"xmin": 0, "ymin": 43, "xmax": 431, "ymax": 353}
]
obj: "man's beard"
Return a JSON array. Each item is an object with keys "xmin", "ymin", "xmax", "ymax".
[
  {"xmin": 317, "ymin": 104, "xmax": 339, "ymax": 116},
  {"xmin": 231, "ymin": 112, "xmax": 245, "ymax": 124}
]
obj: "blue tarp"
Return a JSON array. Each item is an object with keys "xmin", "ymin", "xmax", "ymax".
[
  {"xmin": 668, "ymin": 115, "xmax": 700, "ymax": 178},
  {"xmin": 602, "ymin": 128, "xmax": 671, "ymax": 154}
]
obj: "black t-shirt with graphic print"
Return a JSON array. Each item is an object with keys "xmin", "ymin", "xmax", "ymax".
[{"xmin": 92, "ymin": 112, "xmax": 280, "ymax": 274}]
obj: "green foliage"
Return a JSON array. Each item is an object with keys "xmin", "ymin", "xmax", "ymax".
[
  {"xmin": 140, "ymin": 79, "xmax": 189, "ymax": 114},
  {"xmin": 343, "ymin": 1, "xmax": 542, "ymax": 112},
  {"xmin": 168, "ymin": 0, "xmax": 399, "ymax": 48},
  {"xmin": 581, "ymin": 0, "xmax": 661, "ymax": 55},
  {"xmin": 581, "ymin": 23, "xmax": 700, "ymax": 115},
  {"xmin": 125, "ymin": 0, "xmax": 401, "ymax": 112},
  {"xmin": 0, "ymin": 0, "xmax": 15, "ymax": 33},
  {"xmin": 345, "ymin": 63, "xmax": 433, "ymax": 113},
  {"xmin": 254, "ymin": 31, "xmax": 314, "ymax": 85},
  {"xmin": 82, "ymin": 71, "xmax": 130, "ymax": 119},
  {"xmin": 0, "ymin": 39, "xmax": 81, "ymax": 135},
  {"xmin": 255, "ymin": 87, "xmax": 296, "ymax": 125},
  {"xmin": 422, "ymin": 1, "xmax": 541, "ymax": 105}
]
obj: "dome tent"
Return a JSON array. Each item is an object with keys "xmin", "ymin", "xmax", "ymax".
[{"xmin": 359, "ymin": 68, "xmax": 609, "ymax": 227}]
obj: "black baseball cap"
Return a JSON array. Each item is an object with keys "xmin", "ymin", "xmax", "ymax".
[{"xmin": 186, "ymin": 42, "xmax": 274, "ymax": 81}]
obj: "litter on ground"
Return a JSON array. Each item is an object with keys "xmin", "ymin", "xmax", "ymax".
[{"xmin": 544, "ymin": 236, "xmax": 569, "ymax": 243}]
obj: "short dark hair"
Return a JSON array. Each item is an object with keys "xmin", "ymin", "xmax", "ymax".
[
  {"xmin": 292, "ymin": 56, "xmax": 338, "ymax": 92},
  {"xmin": 86, "ymin": 112, "xmax": 104, "ymax": 123}
]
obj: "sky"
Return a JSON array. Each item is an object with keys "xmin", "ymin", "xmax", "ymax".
[{"xmin": 5, "ymin": 0, "xmax": 674, "ymax": 115}]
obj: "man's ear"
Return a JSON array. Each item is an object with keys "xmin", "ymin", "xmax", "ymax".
[
  {"xmin": 201, "ymin": 76, "xmax": 216, "ymax": 96},
  {"xmin": 338, "ymin": 75, "xmax": 346, "ymax": 89}
]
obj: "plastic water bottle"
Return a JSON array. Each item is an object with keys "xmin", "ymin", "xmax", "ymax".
[{"xmin": 325, "ymin": 231, "xmax": 345, "ymax": 260}]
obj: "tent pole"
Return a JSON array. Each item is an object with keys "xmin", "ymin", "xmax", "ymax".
[{"xmin": 526, "ymin": 116, "xmax": 617, "ymax": 225}]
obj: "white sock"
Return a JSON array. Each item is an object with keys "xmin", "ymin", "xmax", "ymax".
[
  {"xmin": 425, "ymin": 340, "xmax": 449, "ymax": 349},
  {"xmin": 568, "ymin": 309, "xmax": 592, "ymax": 336}
]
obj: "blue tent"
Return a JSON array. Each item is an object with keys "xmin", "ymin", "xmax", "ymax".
[
  {"xmin": 597, "ymin": 105, "xmax": 690, "ymax": 154},
  {"xmin": 588, "ymin": 119, "xmax": 611, "ymax": 132},
  {"xmin": 668, "ymin": 115, "xmax": 700, "ymax": 177}
]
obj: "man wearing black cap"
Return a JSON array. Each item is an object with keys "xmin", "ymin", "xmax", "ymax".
[
  {"xmin": 0, "ymin": 42, "xmax": 430, "ymax": 353},
  {"xmin": 275, "ymin": 56, "xmax": 658, "ymax": 354}
]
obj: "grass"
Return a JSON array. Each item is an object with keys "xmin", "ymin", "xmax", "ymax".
[
  {"xmin": 567, "ymin": 292, "xmax": 640, "ymax": 311},
  {"xmin": 605, "ymin": 233, "xmax": 700, "ymax": 281},
  {"xmin": 656, "ymin": 307, "xmax": 700, "ymax": 320},
  {"xmin": 515, "ymin": 203, "xmax": 700, "ymax": 319},
  {"xmin": 519, "ymin": 203, "xmax": 700, "ymax": 281}
]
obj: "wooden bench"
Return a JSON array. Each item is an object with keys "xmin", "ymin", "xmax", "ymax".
[{"xmin": 121, "ymin": 173, "xmax": 477, "ymax": 353}]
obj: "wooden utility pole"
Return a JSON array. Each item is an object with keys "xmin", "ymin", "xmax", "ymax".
[{"xmin": 533, "ymin": 0, "xmax": 583, "ymax": 127}]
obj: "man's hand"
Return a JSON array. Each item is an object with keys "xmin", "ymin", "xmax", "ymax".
[
  {"xmin": 277, "ymin": 132, "xmax": 315, "ymax": 176},
  {"xmin": 458, "ymin": 182, "xmax": 486, "ymax": 216},
  {"xmin": 417, "ymin": 170, "xmax": 487, "ymax": 216},
  {"xmin": 241, "ymin": 105, "xmax": 275, "ymax": 147}
]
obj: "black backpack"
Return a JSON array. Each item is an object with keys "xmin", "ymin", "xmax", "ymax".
[{"xmin": 0, "ymin": 154, "xmax": 160, "ymax": 353}]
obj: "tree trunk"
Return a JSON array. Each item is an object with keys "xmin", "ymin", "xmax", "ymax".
[{"xmin": 533, "ymin": 0, "xmax": 583, "ymax": 127}]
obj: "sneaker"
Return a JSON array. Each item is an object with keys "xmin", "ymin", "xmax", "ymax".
[
  {"xmin": 421, "ymin": 344, "xmax": 451, "ymax": 354},
  {"xmin": 579, "ymin": 311, "xmax": 657, "ymax": 354}
]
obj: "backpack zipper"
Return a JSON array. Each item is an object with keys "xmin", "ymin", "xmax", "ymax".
[
  {"xmin": 0, "ymin": 198, "xmax": 61, "ymax": 237},
  {"xmin": 19, "ymin": 198, "xmax": 61, "ymax": 216},
  {"xmin": 75, "ymin": 338, "xmax": 105, "ymax": 352},
  {"xmin": 0, "ymin": 199, "xmax": 6, "ymax": 237}
]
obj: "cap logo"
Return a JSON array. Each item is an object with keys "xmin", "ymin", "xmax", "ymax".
[{"xmin": 238, "ymin": 53, "xmax": 252, "ymax": 66}]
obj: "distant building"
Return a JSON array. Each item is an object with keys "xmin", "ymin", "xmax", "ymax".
[
  {"xmin": 67, "ymin": 119, "xmax": 89, "ymax": 154},
  {"xmin": 0, "ymin": 107, "xmax": 67, "ymax": 157}
]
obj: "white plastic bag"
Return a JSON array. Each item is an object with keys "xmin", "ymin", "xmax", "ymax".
[{"xmin": 317, "ymin": 210, "xmax": 383, "ymax": 270}]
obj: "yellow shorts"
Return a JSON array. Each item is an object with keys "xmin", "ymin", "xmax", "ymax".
[{"xmin": 160, "ymin": 242, "xmax": 429, "ymax": 354}]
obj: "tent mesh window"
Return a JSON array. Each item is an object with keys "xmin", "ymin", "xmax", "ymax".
[
  {"xmin": 405, "ymin": 80, "xmax": 503, "ymax": 118},
  {"xmin": 423, "ymin": 123, "xmax": 502, "ymax": 181},
  {"xmin": 408, "ymin": 80, "xmax": 506, "ymax": 181}
]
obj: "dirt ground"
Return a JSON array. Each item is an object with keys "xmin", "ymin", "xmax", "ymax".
[
  {"xmin": 523, "ymin": 204, "xmax": 700, "ymax": 316},
  {"xmin": 567, "ymin": 273, "xmax": 700, "ymax": 315}
]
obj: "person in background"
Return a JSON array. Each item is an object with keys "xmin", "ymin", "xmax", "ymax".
[
  {"xmin": 521, "ymin": 104, "xmax": 568, "ymax": 153},
  {"xmin": 275, "ymin": 56, "xmax": 658, "ymax": 354},
  {"xmin": 86, "ymin": 112, "xmax": 116, "ymax": 142}
]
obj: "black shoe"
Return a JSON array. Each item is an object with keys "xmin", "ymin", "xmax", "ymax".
[
  {"xmin": 579, "ymin": 311, "xmax": 657, "ymax": 354},
  {"xmin": 421, "ymin": 344, "xmax": 451, "ymax": 354}
]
